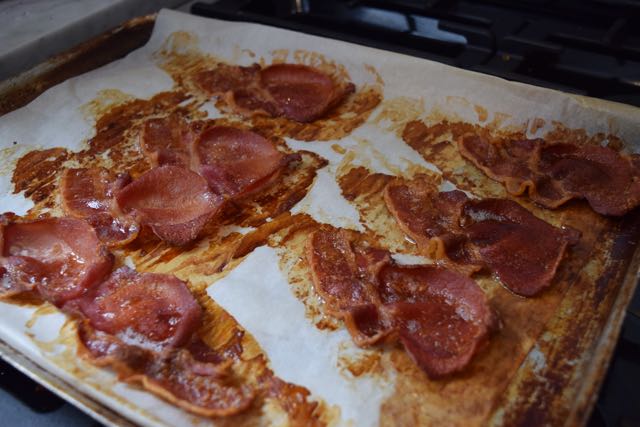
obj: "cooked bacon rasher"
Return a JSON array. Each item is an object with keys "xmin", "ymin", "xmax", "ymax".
[
  {"xmin": 458, "ymin": 133, "xmax": 640, "ymax": 216},
  {"xmin": 60, "ymin": 168, "xmax": 139, "ymax": 247},
  {"xmin": 196, "ymin": 63, "xmax": 355, "ymax": 123},
  {"xmin": 306, "ymin": 228, "xmax": 495, "ymax": 378},
  {"xmin": 115, "ymin": 165, "xmax": 224, "ymax": 246},
  {"xmin": 139, "ymin": 115, "xmax": 299, "ymax": 197},
  {"xmin": 384, "ymin": 176, "xmax": 580, "ymax": 296},
  {"xmin": 194, "ymin": 125, "xmax": 297, "ymax": 198},
  {"xmin": 0, "ymin": 216, "xmax": 113, "ymax": 304}
]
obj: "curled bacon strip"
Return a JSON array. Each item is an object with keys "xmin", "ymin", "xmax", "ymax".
[
  {"xmin": 78, "ymin": 322, "xmax": 254, "ymax": 417},
  {"xmin": 458, "ymin": 133, "xmax": 640, "ymax": 216},
  {"xmin": 0, "ymin": 216, "xmax": 113, "ymax": 305},
  {"xmin": 384, "ymin": 176, "xmax": 580, "ymax": 296},
  {"xmin": 79, "ymin": 267, "xmax": 202, "ymax": 350},
  {"xmin": 74, "ymin": 267, "xmax": 255, "ymax": 416},
  {"xmin": 116, "ymin": 165, "xmax": 223, "ymax": 246},
  {"xmin": 307, "ymin": 228, "xmax": 494, "ymax": 377},
  {"xmin": 60, "ymin": 168, "xmax": 139, "ymax": 247},
  {"xmin": 196, "ymin": 63, "xmax": 355, "ymax": 122},
  {"xmin": 194, "ymin": 126, "xmax": 295, "ymax": 198},
  {"xmin": 260, "ymin": 64, "xmax": 355, "ymax": 122}
]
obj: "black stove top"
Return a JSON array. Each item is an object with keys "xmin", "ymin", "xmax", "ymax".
[
  {"xmin": 192, "ymin": 0, "xmax": 640, "ymax": 107},
  {"xmin": 3, "ymin": 1, "xmax": 640, "ymax": 426}
]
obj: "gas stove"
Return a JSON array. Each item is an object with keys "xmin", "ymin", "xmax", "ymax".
[{"xmin": 2, "ymin": 1, "xmax": 639, "ymax": 426}]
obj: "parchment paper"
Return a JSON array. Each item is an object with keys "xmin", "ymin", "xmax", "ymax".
[{"xmin": 0, "ymin": 9, "xmax": 639, "ymax": 427}]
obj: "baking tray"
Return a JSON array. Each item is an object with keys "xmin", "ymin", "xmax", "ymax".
[{"xmin": 0, "ymin": 11, "xmax": 639, "ymax": 427}]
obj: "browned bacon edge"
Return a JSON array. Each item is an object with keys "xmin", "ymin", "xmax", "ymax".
[
  {"xmin": 383, "ymin": 177, "xmax": 580, "ymax": 297},
  {"xmin": 195, "ymin": 63, "xmax": 355, "ymax": 123},
  {"xmin": 306, "ymin": 228, "xmax": 496, "ymax": 378},
  {"xmin": 457, "ymin": 132, "xmax": 640, "ymax": 216}
]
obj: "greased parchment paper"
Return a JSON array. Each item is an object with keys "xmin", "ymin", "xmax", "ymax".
[{"xmin": 1, "ymin": 9, "xmax": 639, "ymax": 427}]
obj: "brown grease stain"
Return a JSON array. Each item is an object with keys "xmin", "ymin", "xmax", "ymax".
[
  {"xmin": 274, "ymin": 214, "xmax": 342, "ymax": 330},
  {"xmin": 0, "ymin": 146, "xmax": 21, "ymax": 176},
  {"xmin": 331, "ymin": 144, "xmax": 346, "ymax": 155},
  {"xmin": 475, "ymin": 105, "xmax": 488, "ymax": 123},
  {"xmin": 338, "ymin": 350, "xmax": 382, "ymax": 378},
  {"xmin": 372, "ymin": 96, "xmax": 425, "ymax": 136},
  {"xmin": 545, "ymin": 121, "xmax": 626, "ymax": 151},
  {"xmin": 12, "ymin": 147, "xmax": 70, "ymax": 206},
  {"xmin": 528, "ymin": 117, "xmax": 546, "ymax": 135}
]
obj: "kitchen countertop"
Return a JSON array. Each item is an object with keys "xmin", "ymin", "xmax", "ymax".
[{"xmin": 0, "ymin": 0, "xmax": 188, "ymax": 81}]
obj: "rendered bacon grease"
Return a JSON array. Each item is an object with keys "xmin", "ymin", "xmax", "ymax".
[
  {"xmin": 458, "ymin": 133, "xmax": 640, "ymax": 216},
  {"xmin": 307, "ymin": 228, "xmax": 495, "ymax": 378},
  {"xmin": 384, "ymin": 176, "xmax": 580, "ymax": 296},
  {"xmin": 0, "ymin": 215, "xmax": 254, "ymax": 417},
  {"xmin": 196, "ymin": 63, "xmax": 355, "ymax": 122}
]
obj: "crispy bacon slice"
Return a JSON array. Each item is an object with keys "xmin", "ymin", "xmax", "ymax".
[
  {"xmin": 384, "ymin": 178, "xmax": 580, "ymax": 296},
  {"xmin": 60, "ymin": 168, "xmax": 138, "ymax": 246},
  {"xmin": 463, "ymin": 199, "xmax": 580, "ymax": 295},
  {"xmin": 79, "ymin": 267, "xmax": 202, "ymax": 350},
  {"xmin": 0, "ymin": 217, "xmax": 113, "ymax": 305},
  {"xmin": 382, "ymin": 175, "xmax": 469, "ymax": 257},
  {"xmin": 458, "ymin": 133, "xmax": 640, "ymax": 216},
  {"xmin": 378, "ymin": 264, "xmax": 494, "ymax": 377},
  {"xmin": 306, "ymin": 229, "xmax": 384, "ymax": 312},
  {"xmin": 307, "ymin": 229, "xmax": 391, "ymax": 345},
  {"xmin": 194, "ymin": 126, "xmax": 292, "ymax": 198},
  {"xmin": 260, "ymin": 64, "xmax": 355, "ymax": 122},
  {"xmin": 78, "ymin": 322, "xmax": 254, "ymax": 417},
  {"xmin": 195, "ymin": 63, "xmax": 355, "ymax": 122},
  {"xmin": 139, "ymin": 114, "xmax": 297, "ymax": 199},
  {"xmin": 139, "ymin": 114, "xmax": 197, "ymax": 168},
  {"xmin": 306, "ymin": 228, "xmax": 494, "ymax": 377},
  {"xmin": 116, "ymin": 166, "xmax": 223, "ymax": 245}
]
